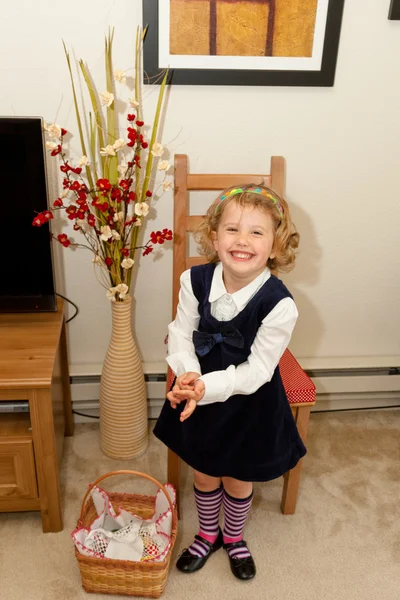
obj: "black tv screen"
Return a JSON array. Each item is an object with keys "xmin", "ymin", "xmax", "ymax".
[{"xmin": 0, "ymin": 117, "xmax": 56, "ymax": 312}]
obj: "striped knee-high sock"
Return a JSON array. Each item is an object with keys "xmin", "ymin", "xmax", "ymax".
[
  {"xmin": 187, "ymin": 485, "xmax": 223, "ymax": 557},
  {"xmin": 223, "ymin": 488, "xmax": 253, "ymax": 559}
]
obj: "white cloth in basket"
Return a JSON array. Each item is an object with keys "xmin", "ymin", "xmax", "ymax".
[{"xmin": 72, "ymin": 483, "xmax": 176, "ymax": 562}]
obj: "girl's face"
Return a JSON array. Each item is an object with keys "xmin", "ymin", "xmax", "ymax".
[{"xmin": 212, "ymin": 201, "xmax": 276, "ymax": 290}]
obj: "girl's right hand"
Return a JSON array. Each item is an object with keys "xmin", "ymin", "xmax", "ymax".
[
  {"xmin": 167, "ymin": 372, "xmax": 203, "ymax": 413},
  {"xmin": 167, "ymin": 371, "xmax": 201, "ymax": 408},
  {"xmin": 167, "ymin": 379, "xmax": 205, "ymax": 421},
  {"xmin": 167, "ymin": 385, "xmax": 184, "ymax": 409}
]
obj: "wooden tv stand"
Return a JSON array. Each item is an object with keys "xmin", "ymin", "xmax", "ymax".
[{"xmin": 0, "ymin": 298, "xmax": 73, "ymax": 532}]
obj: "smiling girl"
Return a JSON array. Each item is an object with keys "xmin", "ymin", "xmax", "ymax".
[{"xmin": 154, "ymin": 184, "xmax": 306, "ymax": 581}]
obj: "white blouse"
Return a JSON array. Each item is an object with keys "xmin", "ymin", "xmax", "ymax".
[{"xmin": 167, "ymin": 262, "xmax": 298, "ymax": 406}]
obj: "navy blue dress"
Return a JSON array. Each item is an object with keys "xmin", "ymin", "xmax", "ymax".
[{"xmin": 153, "ymin": 263, "xmax": 306, "ymax": 482}]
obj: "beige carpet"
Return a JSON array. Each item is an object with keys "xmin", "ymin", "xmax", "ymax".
[{"xmin": 1, "ymin": 409, "xmax": 399, "ymax": 600}]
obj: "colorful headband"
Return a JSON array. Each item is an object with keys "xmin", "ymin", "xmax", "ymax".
[{"xmin": 216, "ymin": 186, "xmax": 284, "ymax": 217}]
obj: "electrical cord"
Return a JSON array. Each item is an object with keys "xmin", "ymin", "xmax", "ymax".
[
  {"xmin": 55, "ymin": 293, "xmax": 92, "ymax": 415},
  {"xmin": 312, "ymin": 405, "xmax": 400, "ymax": 414},
  {"xmin": 55, "ymin": 294, "xmax": 101, "ymax": 420},
  {"xmin": 56, "ymin": 292, "xmax": 79, "ymax": 323},
  {"xmin": 75, "ymin": 405, "xmax": 400, "ymax": 422},
  {"xmin": 72, "ymin": 410, "xmax": 100, "ymax": 420}
]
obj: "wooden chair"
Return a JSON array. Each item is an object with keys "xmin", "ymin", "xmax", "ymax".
[{"xmin": 167, "ymin": 154, "xmax": 316, "ymax": 515}]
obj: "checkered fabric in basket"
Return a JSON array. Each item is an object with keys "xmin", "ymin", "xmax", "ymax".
[{"xmin": 166, "ymin": 348, "xmax": 315, "ymax": 406}]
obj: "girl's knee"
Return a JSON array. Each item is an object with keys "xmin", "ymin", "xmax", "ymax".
[
  {"xmin": 222, "ymin": 477, "xmax": 253, "ymax": 498},
  {"xmin": 193, "ymin": 470, "xmax": 222, "ymax": 492}
]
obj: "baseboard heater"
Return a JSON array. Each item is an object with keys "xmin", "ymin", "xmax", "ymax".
[{"xmin": 69, "ymin": 365, "xmax": 400, "ymax": 423}]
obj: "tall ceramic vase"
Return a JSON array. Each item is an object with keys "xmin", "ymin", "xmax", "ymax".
[{"xmin": 99, "ymin": 296, "xmax": 148, "ymax": 459}]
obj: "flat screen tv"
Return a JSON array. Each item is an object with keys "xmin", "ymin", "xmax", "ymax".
[{"xmin": 0, "ymin": 117, "xmax": 56, "ymax": 312}]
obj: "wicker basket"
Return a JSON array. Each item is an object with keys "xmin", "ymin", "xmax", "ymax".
[{"xmin": 74, "ymin": 469, "xmax": 178, "ymax": 598}]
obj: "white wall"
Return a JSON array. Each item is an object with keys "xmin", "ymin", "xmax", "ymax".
[{"xmin": 1, "ymin": 1, "xmax": 400, "ymax": 369}]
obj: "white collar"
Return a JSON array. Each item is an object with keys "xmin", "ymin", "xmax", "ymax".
[{"xmin": 209, "ymin": 262, "xmax": 271, "ymax": 311}]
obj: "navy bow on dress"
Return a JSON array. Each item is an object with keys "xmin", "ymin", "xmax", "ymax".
[{"xmin": 193, "ymin": 326, "xmax": 244, "ymax": 357}]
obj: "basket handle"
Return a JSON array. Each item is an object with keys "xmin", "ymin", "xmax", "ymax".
[{"xmin": 79, "ymin": 469, "xmax": 175, "ymax": 521}]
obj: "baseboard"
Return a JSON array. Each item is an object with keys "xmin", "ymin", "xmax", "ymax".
[{"xmin": 71, "ymin": 367, "xmax": 400, "ymax": 423}]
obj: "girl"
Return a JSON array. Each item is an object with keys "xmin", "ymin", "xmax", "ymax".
[{"xmin": 153, "ymin": 184, "xmax": 306, "ymax": 581}]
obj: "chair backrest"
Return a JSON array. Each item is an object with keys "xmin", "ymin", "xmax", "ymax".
[{"xmin": 172, "ymin": 154, "xmax": 285, "ymax": 314}]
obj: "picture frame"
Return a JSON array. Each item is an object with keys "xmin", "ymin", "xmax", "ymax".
[
  {"xmin": 143, "ymin": 0, "xmax": 346, "ymax": 87},
  {"xmin": 388, "ymin": 0, "xmax": 400, "ymax": 19}
]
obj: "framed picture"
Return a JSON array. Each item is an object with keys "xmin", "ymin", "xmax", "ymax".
[
  {"xmin": 143, "ymin": 0, "xmax": 346, "ymax": 87},
  {"xmin": 388, "ymin": 0, "xmax": 400, "ymax": 19}
]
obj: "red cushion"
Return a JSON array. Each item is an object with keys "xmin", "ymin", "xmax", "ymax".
[
  {"xmin": 279, "ymin": 349, "xmax": 316, "ymax": 405},
  {"xmin": 166, "ymin": 348, "xmax": 316, "ymax": 406}
]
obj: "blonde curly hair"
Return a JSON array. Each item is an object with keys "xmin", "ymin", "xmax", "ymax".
[{"xmin": 194, "ymin": 184, "xmax": 299, "ymax": 273}]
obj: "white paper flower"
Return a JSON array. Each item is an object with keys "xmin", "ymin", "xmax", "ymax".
[
  {"xmin": 78, "ymin": 155, "xmax": 90, "ymax": 166},
  {"xmin": 92, "ymin": 255, "xmax": 102, "ymax": 264},
  {"xmin": 112, "ymin": 138, "xmax": 126, "ymax": 151},
  {"xmin": 111, "ymin": 230, "xmax": 121, "ymax": 240},
  {"xmin": 100, "ymin": 225, "xmax": 112, "ymax": 241},
  {"xmin": 46, "ymin": 141, "xmax": 58, "ymax": 151},
  {"xmin": 158, "ymin": 160, "xmax": 171, "ymax": 172},
  {"xmin": 46, "ymin": 123, "xmax": 62, "ymax": 139},
  {"xmin": 134, "ymin": 220, "xmax": 141, "ymax": 227},
  {"xmin": 134, "ymin": 202, "xmax": 149, "ymax": 217},
  {"xmin": 129, "ymin": 97, "xmax": 139, "ymax": 108},
  {"xmin": 106, "ymin": 287, "xmax": 117, "ymax": 301},
  {"xmin": 121, "ymin": 258, "xmax": 134, "ymax": 269},
  {"xmin": 115, "ymin": 283, "xmax": 129, "ymax": 299},
  {"xmin": 162, "ymin": 180, "xmax": 173, "ymax": 191},
  {"xmin": 151, "ymin": 142, "xmax": 164, "ymax": 157},
  {"xmin": 100, "ymin": 145, "xmax": 116, "ymax": 156},
  {"xmin": 114, "ymin": 69, "xmax": 126, "ymax": 84},
  {"xmin": 100, "ymin": 91, "xmax": 114, "ymax": 107},
  {"xmin": 113, "ymin": 211, "xmax": 124, "ymax": 223},
  {"xmin": 117, "ymin": 162, "xmax": 128, "ymax": 176},
  {"xmin": 76, "ymin": 219, "xmax": 88, "ymax": 232}
]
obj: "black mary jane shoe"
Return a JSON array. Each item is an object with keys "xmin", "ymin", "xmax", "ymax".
[
  {"xmin": 223, "ymin": 540, "xmax": 256, "ymax": 581},
  {"xmin": 176, "ymin": 529, "xmax": 223, "ymax": 573}
]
